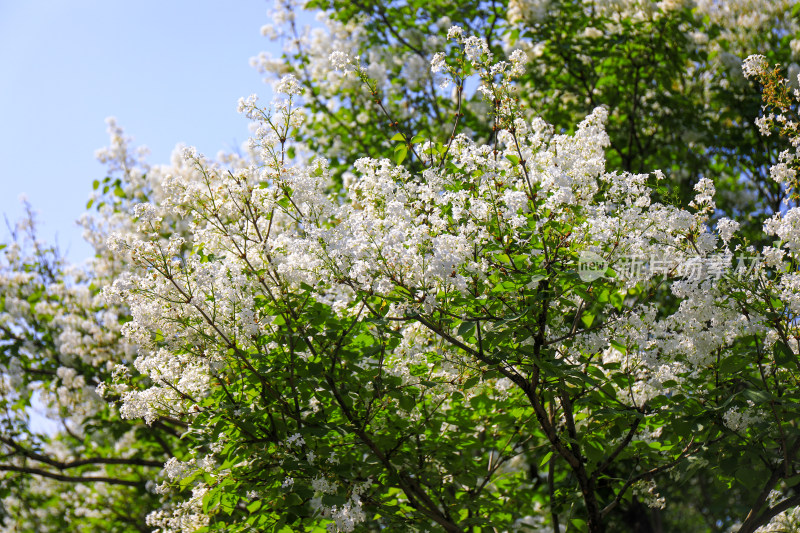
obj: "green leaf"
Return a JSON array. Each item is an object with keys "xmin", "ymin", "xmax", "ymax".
[
  {"xmin": 284, "ymin": 493, "xmax": 303, "ymax": 507},
  {"xmin": 609, "ymin": 340, "xmax": 627, "ymax": 355},
  {"xmin": 390, "ymin": 132, "xmax": 405, "ymax": 141},
  {"xmin": 321, "ymin": 494, "xmax": 347, "ymax": 507},
  {"xmin": 718, "ymin": 355, "xmax": 748, "ymax": 374},
  {"xmin": 775, "ymin": 341, "xmax": 795, "ymax": 365},
  {"xmin": 394, "ymin": 144, "xmax": 408, "ymax": 164},
  {"xmin": 398, "ymin": 394, "xmax": 415, "ymax": 412},
  {"xmin": 539, "ymin": 451, "xmax": 553, "ymax": 469},
  {"xmin": 463, "ymin": 375, "xmax": 480, "ymax": 389},
  {"xmin": 741, "ymin": 388, "xmax": 771, "ymax": 404},
  {"xmin": 610, "ymin": 290, "xmax": 625, "ymax": 310},
  {"xmin": 736, "ymin": 467, "xmax": 764, "ymax": 490},
  {"xmin": 570, "ymin": 518, "xmax": 588, "ymax": 530},
  {"xmin": 202, "ymin": 488, "xmax": 221, "ymax": 513},
  {"xmin": 457, "ymin": 321, "xmax": 476, "ymax": 338}
]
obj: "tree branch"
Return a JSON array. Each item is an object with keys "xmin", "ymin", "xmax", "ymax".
[
  {"xmin": 0, "ymin": 465, "xmax": 144, "ymax": 487},
  {"xmin": 0, "ymin": 435, "xmax": 163, "ymax": 469}
]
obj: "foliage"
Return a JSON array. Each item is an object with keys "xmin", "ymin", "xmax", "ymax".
[{"xmin": 3, "ymin": 1, "xmax": 800, "ymax": 533}]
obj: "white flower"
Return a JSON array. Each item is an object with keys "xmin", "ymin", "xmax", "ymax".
[
  {"xmin": 132, "ymin": 203, "xmax": 160, "ymax": 223},
  {"xmin": 581, "ymin": 27, "xmax": 603, "ymax": 39},
  {"xmin": 742, "ymin": 54, "xmax": 768, "ymax": 79},
  {"xmin": 446, "ymin": 25, "xmax": 463, "ymax": 40},
  {"xmin": 763, "ymin": 246, "xmax": 785, "ymax": 268},
  {"xmin": 237, "ymin": 93, "xmax": 258, "ymax": 114},
  {"xmin": 182, "ymin": 146, "xmax": 197, "ymax": 161},
  {"xmin": 509, "ymin": 49, "xmax": 527, "ymax": 76},
  {"xmin": 632, "ymin": 480, "xmax": 666, "ymax": 510},
  {"xmin": 329, "ymin": 51, "xmax": 352, "ymax": 71},
  {"xmin": 275, "ymin": 74, "xmax": 301, "ymax": 96},
  {"xmin": 463, "ymin": 36, "xmax": 491, "ymax": 63},
  {"xmin": 716, "ymin": 218, "xmax": 739, "ymax": 243},
  {"xmin": 286, "ymin": 432, "xmax": 305, "ymax": 447},
  {"xmin": 723, "ymin": 401, "xmax": 762, "ymax": 432},
  {"xmin": 689, "ymin": 178, "xmax": 715, "ymax": 211},
  {"xmin": 311, "ymin": 476, "xmax": 337, "ymax": 494},
  {"xmin": 430, "ymin": 52, "xmax": 447, "ymax": 74}
]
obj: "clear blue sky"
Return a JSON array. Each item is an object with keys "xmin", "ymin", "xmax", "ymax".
[{"xmin": 0, "ymin": 0, "xmax": 283, "ymax": 262}]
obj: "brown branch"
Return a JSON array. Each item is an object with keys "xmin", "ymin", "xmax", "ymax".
[
  {"xmin": 0, "ymin": 436, "xmax": 163, "ymax": 469},
  {"xmin": 0, "ymin": 465, "xmax": 144, "ymax": 487},
  {"xmin": 601, "ymin": 438, "xmax": 696, "ymax": 518},
  {"xmin": 323, "ymin": 372, "xmax": 465, "ymax": 533},
  {"xmin": 593, "ymin": 417, "xmax": 642, "ymax": 478},
  {"xmin": 738, "ymin": 438, "xmax": 800, "ymax": 533},
  {"xmin": 742, "ymin": 492, "xmax": 800, "ymax": 533}
]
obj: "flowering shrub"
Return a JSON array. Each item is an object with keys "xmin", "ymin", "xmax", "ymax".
[{"xmin": 3, "ymin": 2, "xmax": 800, "ymax": 533}]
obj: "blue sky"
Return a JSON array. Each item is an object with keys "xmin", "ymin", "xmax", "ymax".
[{"xmin": 0, "ymin": 0, "xmax": 283, "ymax": 262}]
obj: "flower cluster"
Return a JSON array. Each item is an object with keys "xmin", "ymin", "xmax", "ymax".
[{"xmin": 5, "ymin": 4, "xmax": 800, "ymax": 532}]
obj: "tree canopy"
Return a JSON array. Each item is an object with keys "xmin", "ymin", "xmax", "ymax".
[{"xmin": 3, "ymin": 1, "xmax": 800, "ymax": 532}]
